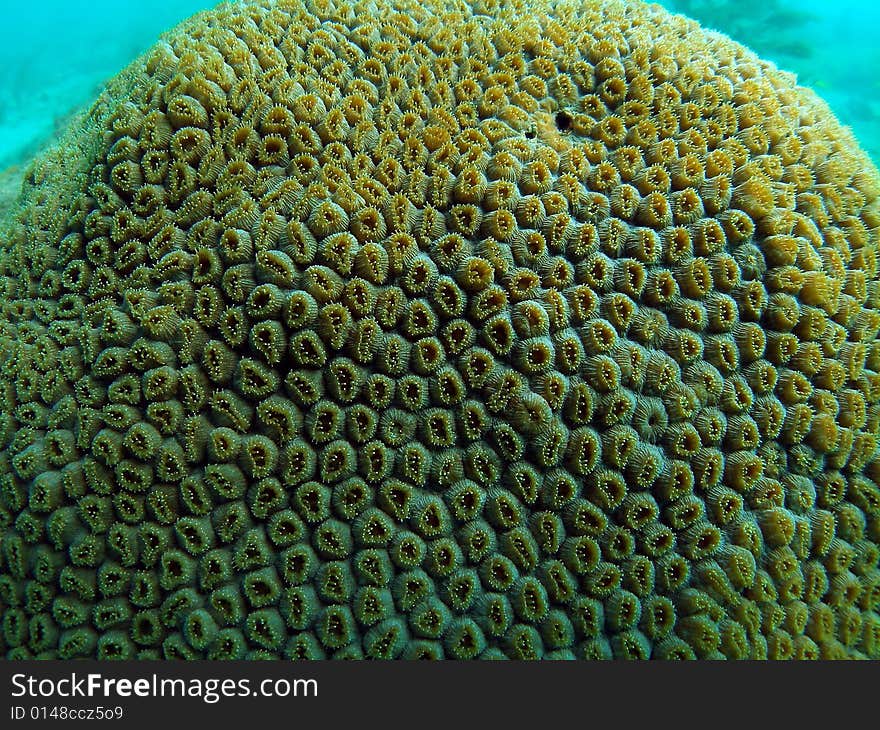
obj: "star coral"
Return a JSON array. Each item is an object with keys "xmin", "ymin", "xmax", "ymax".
[{"xmin": 1, "ymin": 0, "xmax": 879, "ymax": 660}]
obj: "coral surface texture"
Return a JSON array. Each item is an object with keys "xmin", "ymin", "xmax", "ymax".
[{"xmin": 1, "ymin": 0, "xmax": 879, "ymax": 660}]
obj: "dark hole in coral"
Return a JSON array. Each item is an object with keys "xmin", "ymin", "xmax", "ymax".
[
  {"xmin": 555, "ymin": 111, "xmax": 572, "ymax": 131},
  {"xmin": 253, "ymin": 580, "xmax": 270, "ymax": 596}
]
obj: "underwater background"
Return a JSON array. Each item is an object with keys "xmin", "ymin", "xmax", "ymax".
[
  {"xmin": 0, "ymin": 0, "xmax": 878, "ymax": 662},
  {"xmin": 0, "ymin": 0, "xmax": 878, "ymax": 179}
]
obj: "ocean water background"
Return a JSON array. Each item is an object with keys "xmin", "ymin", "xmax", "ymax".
[{"xmin": 0, "ymin": 0, "xmax": 877, "ymax": 176}]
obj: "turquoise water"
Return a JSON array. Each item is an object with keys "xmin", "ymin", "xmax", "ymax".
[
  {"xmin": 0, "ymin": 0, "xmax": 215, "ymax": 169},
  {"xmin": 662, "ymin": 0, "xmax": 880, "ymax": 164},
  {"xmin": 0, "ymin": 0, "xmax": 878, "ymax": 170}
]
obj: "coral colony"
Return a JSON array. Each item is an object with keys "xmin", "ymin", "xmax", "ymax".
[{"xmin": 0, "ymin": 0, "xmax": 879, "ymax": 660}]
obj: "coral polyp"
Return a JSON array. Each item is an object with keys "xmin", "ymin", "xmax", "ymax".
[{"xmin": 1, "ymin": 0, "xmax": 879, "ymax": 660}]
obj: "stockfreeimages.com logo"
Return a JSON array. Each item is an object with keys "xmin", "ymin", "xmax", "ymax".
[{"xmin": 11, "ymin": 672, "xmax": 318, "ymax": 705}]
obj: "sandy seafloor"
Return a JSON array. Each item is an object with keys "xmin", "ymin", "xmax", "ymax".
[{"xmin": 0, "ymin": 0, "xmax": 877, "ymax": 201}]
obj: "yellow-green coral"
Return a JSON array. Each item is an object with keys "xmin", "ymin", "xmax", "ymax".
[{"xmin": 1, "ymin": 0, "xmax": 880, "ymax": 660}]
